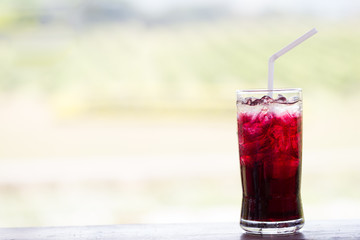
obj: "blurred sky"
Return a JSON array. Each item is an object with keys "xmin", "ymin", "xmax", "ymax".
[
  {"xmin": 131, "ymin": 0, "xmax": 360, "ymax": 18},
  {"xmin": 2, "ymin": 0, "xmax": 360, "ymax": 20}
]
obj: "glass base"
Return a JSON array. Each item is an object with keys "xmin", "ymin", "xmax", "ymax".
[{"xmin": 240, "ymin": 218, "xmax": 304, "ymax": 235}]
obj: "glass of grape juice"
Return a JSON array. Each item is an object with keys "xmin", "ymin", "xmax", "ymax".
[{"xmin": 236, "ymin": 88, "xmax": 304, "ymax": 234}]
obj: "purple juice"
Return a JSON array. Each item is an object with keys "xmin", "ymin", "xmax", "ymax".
[{"xmin": 237, "ymin": 91, "xmax": 304, "ymax": 233}]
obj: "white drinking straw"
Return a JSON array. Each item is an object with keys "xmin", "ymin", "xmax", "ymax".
[{"xmin": 268, "ymin": 28, "xmax": 318, "ymax": 91}]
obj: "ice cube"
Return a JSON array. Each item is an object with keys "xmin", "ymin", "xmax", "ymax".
[
  {"xmin": 260, "ymin": 95, "xmax": 274, "ymax": 105},
  {"xmin": 239, "ymin": 95, "xmax": 275, "ymax": 106},
  {"xmin": 275, "ymin": 94, "xmax": 287, "ymax": 103},
  {"xmin": 288, "ymin": 96, "xmax": 300, "ymax": 104},
  {"xmin": 244, "ymin": 97, "xmax": 256, "ymax": 105},
  {"xmin": 269, "ymin": 157, "xmax": 299, "ymax": 179}
]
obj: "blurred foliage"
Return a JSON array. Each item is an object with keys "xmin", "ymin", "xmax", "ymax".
[
  {"xmin": 0, "ymin": 1, "xmax": 359, "ymax": 118},
  {"xmin": 0, "ymin": 19, "xmax": 359, "ymax": 117}
]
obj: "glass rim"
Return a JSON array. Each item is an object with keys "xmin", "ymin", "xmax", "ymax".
[{"xmin": 236, "ymin": 88, "xmax": 302, "ymax": 94}]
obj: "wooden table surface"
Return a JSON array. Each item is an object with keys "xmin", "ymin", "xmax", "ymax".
[{"xmin": 0, "ymin": 221, "xmax": 359, "ymax": 240}]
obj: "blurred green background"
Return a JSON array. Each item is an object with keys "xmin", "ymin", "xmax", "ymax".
[{"xmin": 0, "ymin": 0, "xmax": 359, "ymax": 227}]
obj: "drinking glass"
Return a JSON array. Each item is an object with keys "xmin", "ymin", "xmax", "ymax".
[{"xmin": 237, "ymin": 88, "xmax": 304, "ymax": 234}]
